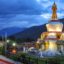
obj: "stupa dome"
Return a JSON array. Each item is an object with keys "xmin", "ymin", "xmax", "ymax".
[{"xmin": 46, "ymin": 20, "xmax": 63, "ymax": 32}]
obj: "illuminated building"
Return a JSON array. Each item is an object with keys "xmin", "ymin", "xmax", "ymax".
[{"xmin": 36, "ymin": 2, "xmax": 64, "ymax": 55}]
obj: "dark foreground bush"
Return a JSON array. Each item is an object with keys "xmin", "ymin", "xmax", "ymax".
[{"xmin": 47, "ymin": 58, "xmax": 60, "ymax": 64}]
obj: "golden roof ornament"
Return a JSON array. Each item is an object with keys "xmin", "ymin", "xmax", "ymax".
[{"xmin": 51, "ymin": 2, "xmax": 57, "ymax": 20}]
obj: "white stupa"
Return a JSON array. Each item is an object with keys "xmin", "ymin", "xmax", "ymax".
[{"xmin": 36, "ymin": 2, "xmax": 64, "ymax": 57}]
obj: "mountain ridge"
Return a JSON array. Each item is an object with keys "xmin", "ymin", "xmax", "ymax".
[
  {"xmin": 9, "ymin": 18, "xmax": 64, "ymax": 41},
  {"xmin": 0, "ymin": 27, "xmax": 26, "ymax": 37},
  {"xmin": 0, "ymin": 18, "xmax": 64, "ymax": 41}
]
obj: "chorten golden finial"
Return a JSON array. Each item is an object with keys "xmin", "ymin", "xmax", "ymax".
[{"xmin": 51, "ymin": 2, "xmax": 57, "ymax": 20}]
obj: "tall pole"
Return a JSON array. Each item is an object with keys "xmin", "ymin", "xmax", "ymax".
[
  {"xmin": 5, "ymin": 32, "xmax": 7, "ymax": 55},
  {"xmin": 2, "ymin": 35, "xmax": 4, "ymax": 55},
  {"xmin": 2, "ymin": 35, "xmax": 3, "ymax": 42}
]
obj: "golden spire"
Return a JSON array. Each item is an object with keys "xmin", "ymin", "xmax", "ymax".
[{"xmin": 51, "ymin": 2, "xmax": 57, "ymax": 20}]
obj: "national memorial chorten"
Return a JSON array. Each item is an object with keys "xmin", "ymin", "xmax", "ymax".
[{"xmin": 36, "ymin": 2, "xmax": 64, "ymax": 56}]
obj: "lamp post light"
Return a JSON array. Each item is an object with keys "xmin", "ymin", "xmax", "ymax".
[
  {"xmin": 4, "ymin": 33, "xmax": 7, "ymax": 55},
  {"xmin": 12, "ymin": 42, "xmax": 17, "ymax": 54},
  {"xmin": 4, "ymin": 39, "xmax": 10, "ymax": 55},
  {"xmin": 12, "ymin": 43, "xmax": 16, "ymax": 47},
  {"xmin": 6, "ymin": 40, "xmax": 10, "ymax": 43},
  {"xmin": 6, "ymin": 39, "xmax": 11, "ymax": 56}
]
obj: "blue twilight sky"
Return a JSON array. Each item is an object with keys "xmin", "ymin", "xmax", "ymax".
[{"xmin": 0, "ymin": 0, "xmax": 64, "ymax": 30}]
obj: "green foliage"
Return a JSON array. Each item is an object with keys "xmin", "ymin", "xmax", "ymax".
[
  {"xmin": 0, "ymin": 46, "xmax": 5, "ymax": 55},
  {"xmin": 7, "ymin": 52, "xmax": 64, "ymax": 64},
  {"xmin": 9, "ymin": 54, "xmax": 18, "ymax": 61},
  {"xmin": 19, "ymin": 53, "xmax": 64, "ymax": 64}
]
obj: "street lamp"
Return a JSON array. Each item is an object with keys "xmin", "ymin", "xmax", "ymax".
[
  {"xmin": 12, "ymin": 42, "xmax": 17, "ymax": 54},
  {"xmin": 12, "ymin": 43, "xmax": 16, "ymax": 47},
  {"xmin": 6, "ymin": 40, "xmax": 10, "ymax": 43}
]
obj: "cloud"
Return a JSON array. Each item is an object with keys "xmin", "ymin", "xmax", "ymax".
[
  {"xmin": 0, "ymin": 14, "xmax": 48, "ymax": 29},
  {"xmin": 0, "ymin": 12, "xmax": 64, "ymax": 29},
  {"xmin": 57, "ymin": 13, "xmax": 64, "ymax": 18},
  {"xmin": 41, "ymin": 13, "xmax": 64, "ymax": 20},
  {"xmin": 40, "ymin": 13, "xmax": 51, "ymax": 19},
  {"xmin": 0, "ymin": 0, "xmax": 43, "ymax": 15},
  {"xmin": 37, "ymin": 0, "xmax": 53, "ymax": 8},
  {"xmin": 0, "ymin": 0, "xmax": 64, "ymax": 30}
]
